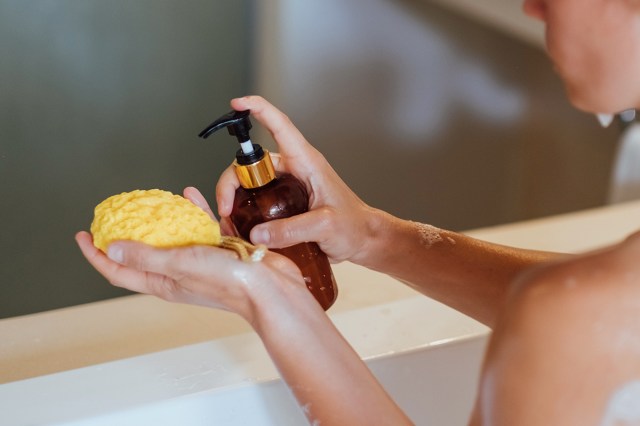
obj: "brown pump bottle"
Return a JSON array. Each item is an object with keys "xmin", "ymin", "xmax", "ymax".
[{"xmin": 198, "ymin": 110, "xmax": 337, "ymax": 310}]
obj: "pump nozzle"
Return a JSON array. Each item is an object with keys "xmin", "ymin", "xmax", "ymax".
[
  {"xmin": 198, "ymin": 110, "xmax": 256, "ymax": 155},
  {"xmin": 199, "ymin": 108, "xmax": 276, "ymax": 188},
  {"xmin": 199, "ymin": 110, "xmax": 251, "ymax": 141}
]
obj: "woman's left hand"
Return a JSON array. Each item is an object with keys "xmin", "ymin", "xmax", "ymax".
[{"xmin": 75, "ymin": 186, "xmax": 306, "ymax": 325}]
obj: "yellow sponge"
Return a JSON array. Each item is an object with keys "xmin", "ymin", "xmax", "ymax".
[{"xmin": 91, "ymin": 189, "xmax": 221, "ymax": 252}]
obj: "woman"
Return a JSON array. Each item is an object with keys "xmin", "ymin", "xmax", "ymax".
[{"xmin": 76, "ymin": 0, "xmax": 640, "ymax": 423}]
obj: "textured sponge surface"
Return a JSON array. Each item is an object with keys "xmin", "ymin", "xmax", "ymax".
[{"xmin": 91, "ymin": 189, "xmax": 220, "ymax": 252}]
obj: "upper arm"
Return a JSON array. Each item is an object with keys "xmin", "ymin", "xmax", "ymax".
[{"xmin": 471, "ymin": 233, "xmax": 640, "ymax": 425}]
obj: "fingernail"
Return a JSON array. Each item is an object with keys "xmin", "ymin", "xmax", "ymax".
[
  {"xmin": 251, "ymin": 227, "xmax": 270, "ymax": 244},
  {"xmin": 108, "ymin": 244, "xmax": 124, "ymax": 264}
]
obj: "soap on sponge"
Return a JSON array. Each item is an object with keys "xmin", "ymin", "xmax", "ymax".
[{"xmin": 91, "ymin": 189, "xmax": 221, "ymax": 252}]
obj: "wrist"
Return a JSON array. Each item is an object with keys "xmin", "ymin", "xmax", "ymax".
[
  {"xmin": 239, "ymin": 262, "xmax": 324, "ymax": 333},
  {"xmin": 352, "ymin": 211, "xmax": 451, "ymax": 277},
  {"xmin": 350, "ymin": 207, "xmax": 398, "ymax": 268}
]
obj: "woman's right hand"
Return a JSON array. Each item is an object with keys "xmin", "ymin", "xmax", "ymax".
[{"xmin": 216, "ymin": 96, "xmax": 383, "ymax": 265}]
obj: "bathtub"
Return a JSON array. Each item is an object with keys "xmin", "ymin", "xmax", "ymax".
[{"xmin": 2, "ymin": 200, "xmax": 639, "ymax": 425}]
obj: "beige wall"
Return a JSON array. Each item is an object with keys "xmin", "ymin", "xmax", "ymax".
[
  {"xmin": 0, "ymin": 0, "xmax": 622, "ymax": 318},
  {"xmin": 254, "ymin": 0, "xmax": 619, "ymax": 230}
]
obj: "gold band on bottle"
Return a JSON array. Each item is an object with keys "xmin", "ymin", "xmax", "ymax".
[{"xmin": 234, "ymin": 151, "xmax": 276, "ymax": 189}]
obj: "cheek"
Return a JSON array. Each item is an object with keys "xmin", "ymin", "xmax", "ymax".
[
  {"xmin": 546, "ymin": 6, "xmax": 640, "ymax": 112},
  {"xmin": 572, "ymin": 47, "xmax": 640, "ymax": 112}
]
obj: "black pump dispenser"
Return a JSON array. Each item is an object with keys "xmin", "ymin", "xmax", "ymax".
[
  {"xmin": 198, "ymin": 110, "xmax": 266, "ymax": 166},
  {"xmin": 199, "ymin": 110, "xmax": 276, "ymax": 189},
  {"xmin": 198, "ymin": 109, "xmax": 252, "ymax": 142}
]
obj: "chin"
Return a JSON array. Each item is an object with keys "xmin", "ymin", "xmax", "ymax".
[
  {"xmin": 564, "ymin": 80, "xmax": 639, "ymax": 115},
  {"xmin": 565, "ymin": 87, "xmax": 621, "ymax": 115},
  {"xmin": 565, "ymin": 90, "xmax": 597, "ymax": 113}
]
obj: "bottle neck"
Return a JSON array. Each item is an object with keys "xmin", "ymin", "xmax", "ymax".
[{"xmin": 234, "ymin": 150, "xmax": 276, "ymax": 189}]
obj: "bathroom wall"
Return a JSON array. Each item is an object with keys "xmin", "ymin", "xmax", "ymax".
[
  {"xmin": 254, "ymin": 0, "xmax": 619, "ymax": 230},
  {"xmin": 0, "ymin": 0, "xmax": 252, "ymax": 318}
]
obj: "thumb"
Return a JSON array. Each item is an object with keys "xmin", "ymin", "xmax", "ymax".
[
  {"xmin": 250, "ymin": 209, "xmax": 332, "ymax": 249},
  {"xmin": 107, "ymin": 240, "xmax": 176, "ymax": 275},
  {"xmin": 108, "ymin": 240, "xmax": 238, "ymax": 277}
]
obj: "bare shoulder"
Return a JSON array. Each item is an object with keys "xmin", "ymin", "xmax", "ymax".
[
  {"xmin": 517, "ymin": 228, "xmax": 640, "ymax": 293},
  {"xmin": 472, "ymin": 230, "xmax": 640, "ymax": 426}
]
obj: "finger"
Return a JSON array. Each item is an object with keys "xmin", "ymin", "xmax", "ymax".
[
  {"xmin": 105, "ymin": 240, "xmax": 182, "ymax": 276},
  {"xmin": 249, "ymin": 208, "xmax": 334, "ymax": 249},
  {"xmin": 216, "ymin": 164, "xmax": 240, "ymax": 217},
  {"xmin": 230, "ymin": 96, "xmax": 314, "ymax": 162},
  {"xmin": 108, "ymin": 239, "xmax": 240, "ymax": 278},
  {"xmin": 75, "ymin": 231, "xmax": 173, "ymax": 296},
  {"xmin": 219, "ymin": 216, "xmax": 238, "ymax": 237},
  {"xmin": 183, "ymin": 186, "xmax": 216, "ymax": 221},
  {"xmin": 268, "ymin": 152, "xmax": 285, "ymax": 171},
  {"xmin": 215, "ymin": 154, "xmax": 287, "ymax": 219}
]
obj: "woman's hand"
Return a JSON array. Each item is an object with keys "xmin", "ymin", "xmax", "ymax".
[
  {"xmin": 76, "ymin": 185, "xmax": 411, "ymax": 425},
  {"xmin": 75, "ymin": 186, "xmax": 307, "ymax": 325},
  {"xmin": 217, "ymin": 96, "xmax": 382, "ymax": 265}
]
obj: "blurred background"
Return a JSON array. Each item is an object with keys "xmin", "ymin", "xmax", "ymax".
[{"xmin": 0, "ymin": 0, "xmax": 620, "ymax": 319}]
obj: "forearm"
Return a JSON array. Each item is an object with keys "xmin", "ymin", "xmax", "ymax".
[
  {"xmin": 356, "ymin": 209, "xmax": 563, "ymax": 327},
  {"xmin": 249, "ymin": 282, "xmax": 412, "ymax": 425}
]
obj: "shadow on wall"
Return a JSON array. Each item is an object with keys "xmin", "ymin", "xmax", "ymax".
[
  {"xmin": 0, "ymin": 0, "xmax": 252, "ymax": 318},
  {"xmin": 256, "ymin": 0, "xmax": 618, "ymax": 230}
]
